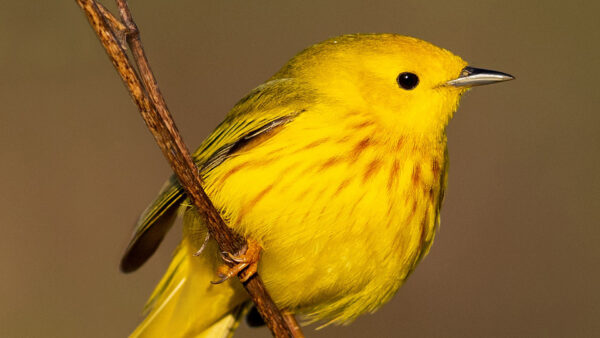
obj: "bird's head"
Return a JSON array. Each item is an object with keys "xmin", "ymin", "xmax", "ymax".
[{"xmin": 272, "ymin": 34, "xmax": 513, "ymax": 139}]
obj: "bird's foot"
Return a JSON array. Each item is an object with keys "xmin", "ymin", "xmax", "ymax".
[{"xmin": 211, "ymin": 238, "xmax": 261, "ymax": 284}]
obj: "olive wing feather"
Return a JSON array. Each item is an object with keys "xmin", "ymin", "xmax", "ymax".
[{"xmin": 120, "ymin": 78, "xmax": 310, "ymax": 272}]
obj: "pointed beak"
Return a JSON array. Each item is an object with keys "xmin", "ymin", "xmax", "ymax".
[{"xmin": 446, "ymin": 66, "xmax": 515, "ymax": 87}]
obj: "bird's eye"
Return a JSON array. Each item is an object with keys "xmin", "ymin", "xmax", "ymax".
[{"xmin": 396, "ymin": 72, "xmax": 419, "ymax": 90}]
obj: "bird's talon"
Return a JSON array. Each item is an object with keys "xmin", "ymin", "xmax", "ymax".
[
  {"xmin": 225, "ymin": 252, "xmax": 245, "ymax": 263},
  {"xmin": 193, "ymin": 232, "xmax": 211, "ymax": 257},
  {"xmin": 213, "ymin": 239, "xmax": 261, "ymax": 284},
  {"xmin": 239, "ymin": 261, "xmax": 258, "ymax": 282},
  {"xmin": 220, "ymin": 252, "xmax": 235, "ymax": 263},
  {"xmin": 211, "ymin": 275, "xmax": 228, "ymax": 285}
]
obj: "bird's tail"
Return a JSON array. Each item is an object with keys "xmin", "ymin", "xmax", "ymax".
[{"xmin": 130, "ymin": 238, "xmax": 249, "ymax": 338}]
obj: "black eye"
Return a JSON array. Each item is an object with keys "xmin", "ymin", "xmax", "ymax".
[{"xmin": 396, "ymin": 72, "xmax": 419, "ymax": 90}]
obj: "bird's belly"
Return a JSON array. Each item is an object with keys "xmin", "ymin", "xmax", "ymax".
[{"xmin": 201, "ymin": 131, "xmax": 445, "ymax": 323}]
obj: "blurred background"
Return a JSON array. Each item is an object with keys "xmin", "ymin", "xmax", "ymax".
[{"xmin": 1, "ymin": 1, "xmax": 599, "ymax": 337}]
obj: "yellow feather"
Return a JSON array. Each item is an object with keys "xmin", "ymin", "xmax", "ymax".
[{"xmin": 127, "ymin": 33, "xmax": 510, "ymax": 336}]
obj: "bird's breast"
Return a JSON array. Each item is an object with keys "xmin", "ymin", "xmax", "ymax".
[{"xmin": 201, "ymin": 114, "xmax": 447, "ymax": 322}]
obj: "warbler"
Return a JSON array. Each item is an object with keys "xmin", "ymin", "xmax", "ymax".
[{"xmin": 121, "ymin": 34, "xmax": 513, "ymax": 337}]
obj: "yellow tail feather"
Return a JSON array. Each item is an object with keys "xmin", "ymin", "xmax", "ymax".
[{"xmin": 130, "ymin": 239, "xmax": 249, "ymax": 338}]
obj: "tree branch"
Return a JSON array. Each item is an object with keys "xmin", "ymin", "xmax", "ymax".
[{"xmin": 74, "ymin": 1, "xmax": 303, "ymax": 337}]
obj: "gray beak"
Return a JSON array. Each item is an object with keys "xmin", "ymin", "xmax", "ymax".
[{"xmin": 446, "ymin": 66, "xmax": 515, "ymax": 87}]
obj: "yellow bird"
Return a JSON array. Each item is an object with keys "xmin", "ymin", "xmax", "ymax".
[{"xmin": 122, "ymin": 34, "xmax": 513, "ymax": 337}]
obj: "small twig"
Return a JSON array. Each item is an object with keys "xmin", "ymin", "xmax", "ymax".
[
  {"xmin": 74, "ymin": 0, "xmax": 302, "ymax": 337},
  {"xmin": 96, "ymin": 3, "xmax": 125, "ymax": 31},
  {"xmin": 283, "ymin": 311, "xmax": 305, "ymax": 338},
  {"xmin": 95, "ymin": 3, "xmax": 128, "ymax": 50}
]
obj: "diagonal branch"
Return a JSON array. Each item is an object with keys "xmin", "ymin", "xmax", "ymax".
[{"xmin": 74, "ymin": 0, "xmax": 303, "ymax": 337}]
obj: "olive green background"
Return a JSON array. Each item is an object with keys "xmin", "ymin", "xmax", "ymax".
[{"xmin": 1, "ymin": 1, "xmax": 598, "ymax": 337}]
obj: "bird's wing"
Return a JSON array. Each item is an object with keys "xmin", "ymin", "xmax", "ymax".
[{"xmin": 120, "ymin": 78, "xmax": 311, "ymax": 272}]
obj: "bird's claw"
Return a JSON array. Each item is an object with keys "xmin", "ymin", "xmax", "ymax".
[
  {"xmin": 211, "ymin": 239, "xmax": 261, "ymax": 284},
  {"xmin": 221, "ymin": 251, "xmax": 247, "ymax": 263}
]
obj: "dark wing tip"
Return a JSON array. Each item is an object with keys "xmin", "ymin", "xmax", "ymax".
[
  {"xmin": 119, "ymin": 211, "xmax": 178, "ymax": 273},
  {"xmin": 120, "ymin": 231, "xmax": 165, "ymax": 273},
  {"xmin": 120, "ymin": 246, "xmax": 151, "ymax": 273}
]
